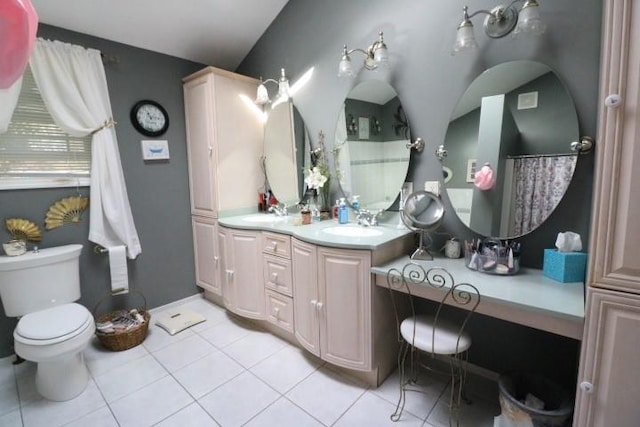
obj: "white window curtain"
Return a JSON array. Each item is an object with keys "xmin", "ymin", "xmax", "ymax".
[
  {"xmin": 29, "ymin": 39, "xmax": 141, "ymax": 259},
  {"xmin": 0, "ymin": 77, "xmax": 23, "ymax": 133}
]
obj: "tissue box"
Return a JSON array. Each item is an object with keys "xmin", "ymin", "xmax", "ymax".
[{"xmin": 543, "ymin": 249, "xmax": 587, "ymax": 283}]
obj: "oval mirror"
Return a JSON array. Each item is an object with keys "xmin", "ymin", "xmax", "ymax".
[
  {"xmin": 264, "ymin": 102, "xmax": 310, "ymax": 205},
  {"xmin": 442, "ymin": 61, "xmax": 579, "ymax": 239},
  {"xmin": 334, "ymin": 80, "xmax": 411, "ymax": 211}
]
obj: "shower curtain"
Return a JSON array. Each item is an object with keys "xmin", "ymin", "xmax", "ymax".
[{"xmin": 512, "ymin": 155, "xmax": 577, "ymax": 235}]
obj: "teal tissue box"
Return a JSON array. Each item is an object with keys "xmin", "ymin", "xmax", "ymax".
[{"xmin": 543, "ymin": 249, "xmax": 587, "ymax": 283}]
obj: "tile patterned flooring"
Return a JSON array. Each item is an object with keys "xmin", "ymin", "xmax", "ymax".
[{"xmin": 0, "ymin": 296, "xmax": 500, "ymax": 426}]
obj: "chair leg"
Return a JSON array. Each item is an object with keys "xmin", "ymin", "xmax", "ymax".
[
  {"xmin": 390, "ymin": 340, "xmax": 410, "ymax": 422},
  {"xmin": 446, "ymin": 351, "xmax": 471, "ymax": 427}
]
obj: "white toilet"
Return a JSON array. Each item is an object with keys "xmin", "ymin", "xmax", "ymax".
[{"xmin": 0, "ymin": 244, "xmax": 95, "ymax": 401}]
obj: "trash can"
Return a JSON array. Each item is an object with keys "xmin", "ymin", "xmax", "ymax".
[{"xmin": 496, "ymin": 372, "xmax": 573, "ymax": 427}]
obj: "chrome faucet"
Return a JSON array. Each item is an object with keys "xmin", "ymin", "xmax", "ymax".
[
  {"xmin": 356, "ymin": 209, "xmax": 381, "ymax": 227},
  {"xmin": 268, "ymin": 203, "xmax": 288, "ymax": 216}
]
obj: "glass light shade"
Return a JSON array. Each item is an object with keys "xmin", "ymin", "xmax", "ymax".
[
  {"xmin": 255, "ymin": 84, "xmax": 270, "ymax": 105},
  {"xmin": 373, "ymin": 45, "xmax": 389, "ymax": 66},
  {"xmin": 452, "ymin": 23, "xmax": 478, "ymax": 54},
  {"xmin": 338, "ymin": 56, "xmax": 354, "ymax": 77},
  {"xmin": 277, "ymin": 79, "xmax": 290, "ymax": 99},
  {"xmin": 514, "ymin": 2, "xmax": 546, "ymax": 35}
]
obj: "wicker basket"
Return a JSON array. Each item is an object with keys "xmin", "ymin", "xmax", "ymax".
[{"xmin": 93, "ymin": 290, "xmax": 150, "ymax": 351}]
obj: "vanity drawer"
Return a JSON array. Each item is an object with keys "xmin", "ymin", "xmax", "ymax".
[
  {"xmin": 262, "ymin": 232, "xmax": 291, "ymax": 259},
  {"xmin": 265, "ymin": 289, "xmax": 294, "ymax": 333},
  {"xmin": 263, "ymin": 254, "xmax": 293, "ymax": 296}
]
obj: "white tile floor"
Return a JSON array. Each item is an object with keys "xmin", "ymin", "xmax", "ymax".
[{"xmin": 0, "ymin": 296, "xmax": 500, "ymax": 427}]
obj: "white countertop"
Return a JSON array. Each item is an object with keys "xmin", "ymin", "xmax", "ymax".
[
  {"xmin": 372, "ymin": 255, "xmax": 586, "ymax": 340},
  {"xmin": 218, "ymin": 213, "xmax": 413, "ymax": 250}
]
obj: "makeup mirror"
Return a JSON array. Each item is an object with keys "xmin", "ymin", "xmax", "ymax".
[
  {"xmin": 264, "ymin": 102, "xmax": 309, "ymax": 205},
  {"xmin": 334, "ymin": 80, "xmax": 411, "ymax": 211},
  {"xmin": 401, "ymin": 190, "xmax": 445, "ymax": 260},
  {"xmin": 442, "ymin": 61, "xmax": 579, "ymax": 239}
]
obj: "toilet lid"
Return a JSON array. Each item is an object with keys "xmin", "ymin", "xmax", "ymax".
[{"xmin": 16, "ymin": 303, "xmax": 91, "ymax": 340}]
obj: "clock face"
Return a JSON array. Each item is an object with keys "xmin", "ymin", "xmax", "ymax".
[{"xmin": 131, "ymin": 100, "xmax": 169, "ymax": 136}]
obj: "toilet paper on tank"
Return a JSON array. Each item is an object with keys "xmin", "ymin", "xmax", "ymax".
[
  {"xmin": 108, "ymin": 245, "xmax": 128, "ymax": 294},
  {"xmin": 555, "ymin": 232, "xmax": 582, "ymax": 253}
]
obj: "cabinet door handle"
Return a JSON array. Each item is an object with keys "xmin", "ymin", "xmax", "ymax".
[
  {"xmin": 580, "ymin": 381, "xmax": 594, "ymax": 394},
  {"xmin": 271, "ymin": 272, "xmax": 278, "ymax": 282},
  {"xmin": 226, "ymin": 269, "xmax": 234, "ymax": 282},
  {"xmin": 310, "ymin": 299, "xmax": 317, "ymax": 309},
  {"xmin": 316, "ymin": 301, "xmax": 323, "ymax": 313},
  {"xmin": 214, "ymin": 256, "xmax": 219, "ymax": 265},
  {"xmin": 208, "ymin": 145, "xmax": 213, "ymax": 156},
  {"xmin": 274, "ymin": 307, "xmax": 280, "ymax": 318}
]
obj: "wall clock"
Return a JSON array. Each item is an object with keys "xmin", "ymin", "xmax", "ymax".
[{"xmin": 130, "ymin": 100, "xmax": 169, "ymax": 137}]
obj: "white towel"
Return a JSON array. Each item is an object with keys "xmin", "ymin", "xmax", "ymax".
[{"xmin": 108, "ymin": 245, "xmax": 128, "ymax": 294}]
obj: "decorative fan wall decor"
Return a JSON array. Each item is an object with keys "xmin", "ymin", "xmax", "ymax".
[
  {"xmin": 45, "ymin": 196, "xmax": 89, "ymax": 230},
  {"xmin": 5, "ymin": 218, "xmax": 42, "ymax": 241}
]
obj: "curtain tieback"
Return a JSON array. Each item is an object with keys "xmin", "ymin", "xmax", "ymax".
[{"xmin": 91, "ymin": 117, "xmax": 116, "ymax": 135}]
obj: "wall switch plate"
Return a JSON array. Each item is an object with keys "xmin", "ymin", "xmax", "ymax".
[{"xmin": 424, "ymin": 180, "xmax": 440, "ymax": 196}]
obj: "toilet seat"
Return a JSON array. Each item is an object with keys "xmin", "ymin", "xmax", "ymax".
[{"xmin": 15, "ymin": 303, "xmax": 93, "ymax": 345}]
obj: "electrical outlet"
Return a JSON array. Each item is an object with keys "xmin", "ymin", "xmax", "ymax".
[{"xmin": 424, "ymin": 180, "xmax": 440, "ymax": 196}]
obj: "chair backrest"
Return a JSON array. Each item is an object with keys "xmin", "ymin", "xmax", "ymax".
[{"xmin": 385, "ymin": 262, "xmax": 481, "ymax": 355}]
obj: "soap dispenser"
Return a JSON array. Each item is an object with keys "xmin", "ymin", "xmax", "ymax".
[
  {"xmin": 351, "ymin": 195, "xmax": 360, "ymax": 212},
  {"xmin": 338, "ymin": 198, "xmax": 348, "ymax": 224}
]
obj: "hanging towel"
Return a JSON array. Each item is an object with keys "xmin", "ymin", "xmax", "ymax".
[{"xmin": 108, "ymin": 245, "xmax": 128, "ymax": 294}]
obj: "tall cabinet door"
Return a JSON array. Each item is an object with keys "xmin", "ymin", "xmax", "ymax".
[
  {"xmin": 292, "ymin": 238, "xmax": 320, "ymax": 357},
  {"xmin": 574, "ymin": 289, "xmax": 640, "ymax": 426},
  {"xmin": 220, "ymin": 227, "xmax": 264, "ymax": 319},
  {"xmin": 318, "ymin": 247, "xmax": 372, "ymax": 371},
  {"xmin": 192, "ymin": 216, "xmax": 221, "ymax": 296},
  {"xmin": 184, "ymin": 73, "xmax": 218, "ymax": 217},
  {"xmin": 575, "ymin": 1, "xmax": 640, "ymax": 425}
]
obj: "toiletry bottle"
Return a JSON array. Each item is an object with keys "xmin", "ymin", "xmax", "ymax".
[
  {"xmin": 338, "ymin": 198, "xmax": 348, "ymax": 224},
  {"xmin": 333, "ymin": 200, "xmax": 340, "ymax": 220},
  {"xmin": 352, "ymin": 195, "xmax": 360, "ymax": 212}
]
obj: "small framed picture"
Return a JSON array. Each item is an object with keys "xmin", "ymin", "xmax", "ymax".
[
  {"xmin": 517, "ymin": 91, "xmax": 539, "ymax": 110},
  {"xmin": 358, "ymin": 117, "xmax": 370, "ymax": 140},
  {"xmin": 141, "ymin": 140, "xmax": 170, "ymax": 160},
  {"xmin": 466, "ymin": 159, "xmax": 477, "ymax": 183}
]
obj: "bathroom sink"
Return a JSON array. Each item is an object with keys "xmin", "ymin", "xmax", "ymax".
[
  {"xmin": 242, "ymin": 215, "xmax": 285, "ymax": 223},
  {"xmin": 322, "ymin": 226, "xmax": 384, "ymax": 238}
]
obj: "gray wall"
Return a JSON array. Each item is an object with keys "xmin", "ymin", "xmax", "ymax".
[
  {"xmin": 238, "ymin": 0, "xmax": 602, "ymax": 389},
  {"xmin": 0, "ymin": 25, "xmax": 205, "ymax": 357}
]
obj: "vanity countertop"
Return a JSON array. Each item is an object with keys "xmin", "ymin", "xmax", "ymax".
[
  {"xmin": 372, "ymin": 255, "xmax": 585, "ymax": 340},
  {"xmin": 218, "ymin": 213, "xmax": 413, "ymax": 250}
]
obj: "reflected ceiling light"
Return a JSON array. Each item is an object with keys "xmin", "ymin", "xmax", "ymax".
[
  {"xmin": 453, "ymin": 0, "xmax": 546, "ymax": 55},
  {"xmin": 338, "ymin": 31, "xmax": 389, "ymax": 78},
  {"xmin": 255, "ymin": 68, "xmax": 290, "ymax": 105}
]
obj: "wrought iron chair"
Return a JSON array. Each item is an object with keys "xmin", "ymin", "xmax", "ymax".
[{"xmin": 385, "ymin": 262, "xmax": 480, "ymax": 426}]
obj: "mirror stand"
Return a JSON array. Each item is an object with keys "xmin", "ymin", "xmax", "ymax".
[{"xmin": 411, "ymin": 231, "xmax": 434, "ymax": 260}]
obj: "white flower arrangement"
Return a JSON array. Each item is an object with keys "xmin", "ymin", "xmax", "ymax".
[{"xmin": 304, "ymin": 166, "xmax": 329, "ymax": 191}]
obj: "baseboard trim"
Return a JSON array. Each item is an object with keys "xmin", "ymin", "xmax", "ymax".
[{"xmin": 148, "ymin": 292, "xmax": 204, "ymax": 315}]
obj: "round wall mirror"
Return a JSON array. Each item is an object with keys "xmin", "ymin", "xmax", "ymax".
[
  {"xmin": 442, "ymin": 61, "xmax": 579, "ymax": 239},
  {"xmin": 264, "ymin": 102, "xmax": 310, "ymax": 205},
  {"xmin": 334, "ymin": 80, "xmax": 411, "ymax": 211},
  {"xmin": 401, "ymin": 190, "xmax": 445, "ymax": 260}
]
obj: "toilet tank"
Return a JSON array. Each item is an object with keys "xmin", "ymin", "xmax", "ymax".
[{"xmin": 0, "ymin": 244, "xmax": 82, "ymax": 317}]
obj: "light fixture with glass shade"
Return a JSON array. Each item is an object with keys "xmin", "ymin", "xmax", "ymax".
[
  {"xmin": 255, "ymin": 68, "xmax": 290, "ymax": 105},
  {"xmin": 338, "ymin": 31, "xmax": 389, "ymax": 78},
  {"xmin": 452, "ymin": 0, "xmax": 546, "ymax": 55}
]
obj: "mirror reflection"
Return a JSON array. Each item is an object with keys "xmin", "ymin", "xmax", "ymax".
[
  {"xmin": 443, "ymin": 61, "xmax": 579, "ymax": 239},
  {"xmin": 334, "ymin": 80, "xmax": 411, "ymax": 211},
  {"xmin": 264, "ymin": 102, "xmax": 309, "ymax": 205}
]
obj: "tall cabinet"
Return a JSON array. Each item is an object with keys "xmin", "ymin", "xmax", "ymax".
[
  {"xmin": 183, "ymin": 67, "xmax": 263, "ymax": 297},
  {"xmin": 574, "ymin": 1, "xmax": 640, "ymax": 425}
]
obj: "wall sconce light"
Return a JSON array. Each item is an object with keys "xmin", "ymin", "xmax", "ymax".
[
  {"xmin": 255, "ymin": 68, "xmax": 290, "ymax": 105},
  {"xmin": 370, "ymin": 116, "xmax": 381, "ymax": 135},
  {"xmin": 346, "ymin": 114, "xmax": 358, "ymax": 135},
  {"xmin": 338, "ymin": 31, "xmax": 389, "ymax": 78},
  {"xmin": 453, "ymin": 0, "xmax": 546, "ymax": 55}
]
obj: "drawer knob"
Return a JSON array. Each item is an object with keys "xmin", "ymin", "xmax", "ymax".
[
  {"xmin": 605, "ymin": 94, "xmax": 621, "ymax": 108},
  {"xmin": 580, "ymin": 381, "xmax": 593, "ymax": 394},
  {"xmin": 274, "ymin": 307, "xmax": 280, "ymax": 318},
  {"xmin": 271, "ymin": 272, "xmax": 278, "ymax": 281}
]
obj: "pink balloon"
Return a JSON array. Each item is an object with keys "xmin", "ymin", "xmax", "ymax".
[
  {"xmin": 474, "ymin": 164, "xmax": 496, "ymax": 191},
  {"xmin": 0, "ymin": 0, "xmax": 38, "ymax": 89}
]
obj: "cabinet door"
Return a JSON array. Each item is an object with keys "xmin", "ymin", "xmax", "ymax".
[
  {"xmin": 292, "ymin": 238, "xmax": 320, "ymax": 357},
  {"xmin": 191, "ymin": 216, "xmax": 221, "ymax": 295},
  {"xmin": 574, "ymin": 288, "xmax": 640, "ymax": 426},
  {"xmin": 221, "ymin": 227, "xmax": 264, "ymax": 319},
  {"xmin": 184, "ymin": 74, "xmax": 218, "ymax": 217},
  {"xmin": 318, "ymin": 247, "xmax": 372, "ymax": 371},
  {"xmin": 588, "ymin": 0, "xmax": 640, "ymax": 295}
]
